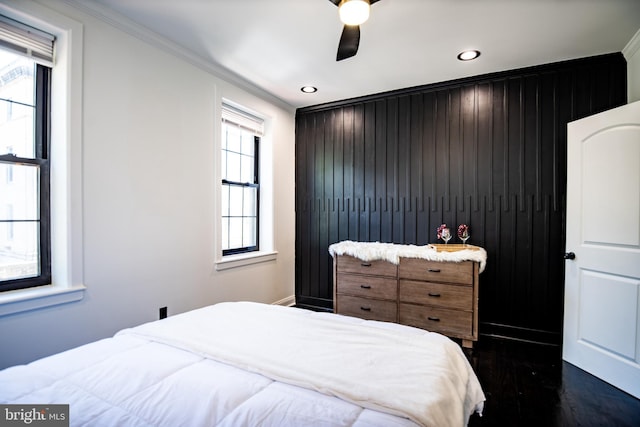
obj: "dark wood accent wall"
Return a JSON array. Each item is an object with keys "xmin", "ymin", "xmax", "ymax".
[{"xmin": 294, "ymin": 53, "xmax": 627, "ymax": 344}]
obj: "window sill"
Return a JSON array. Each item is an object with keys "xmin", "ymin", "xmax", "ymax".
[
  {"xmin": 0, "ymin": 284, "xmax": 86, "ymax": 317},
  {"xmin": 216, "ymin": 250, "xmax": 278, "ymax": 271}
]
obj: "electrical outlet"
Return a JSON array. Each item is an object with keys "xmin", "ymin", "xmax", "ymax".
[{"xmin": 159, "ymin": 306, "xmax": 167, "ymax": 319}]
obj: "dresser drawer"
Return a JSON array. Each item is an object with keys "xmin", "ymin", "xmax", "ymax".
[
  {"xmin": 336, "ymin": 295, "xmax": 397, "ymax": 322},
  {"xmin": 337, "ymin": 255, "xmax": 397, "ymax": 278},
  {"xmin": 399, "ymin": 303, "xmax": 472, "ymax": 337},
  {"xmin": 337, "ymin": 273, "xmax": 397, "ymax": 300},
  {"xmin": 399, "ymin": 280, "xmax": 472, "ymax": 310},
  {"xmin": 399, "ymin": 258, "xmax": 473, "ymax": 284}
]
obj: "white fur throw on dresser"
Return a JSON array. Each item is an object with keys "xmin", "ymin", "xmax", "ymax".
[{"xmin": 329, "ymin": 240, "xmax": 487, "ymax": 273}]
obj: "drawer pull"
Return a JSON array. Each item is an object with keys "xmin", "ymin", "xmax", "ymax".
[
  {"xmin": 360, "ymin": 262, "xmax": 372, "ymax": 267},
  {"xmin": 428, "ymin": 292, "xmax": 441, "ymax": 297},
  {"xmin": 360, "ymin": 285, "xmax": 372, "ymax": 289},
  {"xmin": 427, "ymin": 268, "xmax": 441, "ymax": 273},
  {"xmin": 360, "ymin": 306, "xmax": 372, "ymax": 311},
  {"xmin": 427, "ymin": 316, "xmax": 440, "ymax": 322}
]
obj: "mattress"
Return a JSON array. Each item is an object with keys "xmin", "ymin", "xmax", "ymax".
[{"xmin": 0, "ymin": 302, "xmax": 485, "ymax": 426}]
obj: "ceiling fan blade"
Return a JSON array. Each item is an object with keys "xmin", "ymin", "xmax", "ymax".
[{"xmin": 337, "ymin": 25, "xmax": 360, "ymax": 61}]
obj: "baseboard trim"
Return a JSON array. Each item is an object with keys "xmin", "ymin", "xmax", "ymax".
[
  {"xmin": 295, "ymin": 296, "xmax": 333, "ymax": 311},
  {"xmin": 480, "ymin": 322, "xmax": 561, "ymax": 346},
  {"xmin": 271, "ymin": 295, "xmax": 296, "ymax": 307},
  {"xmin": 294, "ymin": 303, "xmax": 333, "ymax": 313},
  {"xmin": 480, "ymin": 333, "xmax": 560, "ymax": 347}
]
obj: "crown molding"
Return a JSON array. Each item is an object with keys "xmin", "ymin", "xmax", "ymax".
[
  {"xmin": 60, "ymin": 0, "xmax": 294, "ymax": 111},
  {"xmin": 623, "ymin": 27, "xmax": 640, "ymax": 60}
]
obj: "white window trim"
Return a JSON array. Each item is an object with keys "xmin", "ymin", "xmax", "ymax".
[
  {"xmin": 215, "ymin": 250, "xmax": 278, "ymax": 271},
  {"xmin": 215, "ymin": 98, "xmax": 276, "ymax": 270},
  {"xmin": 0, "ymin": 1, "xmax": 85, "ymax": 316}
]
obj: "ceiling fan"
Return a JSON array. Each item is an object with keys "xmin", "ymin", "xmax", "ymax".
[{"xmin": 329, "ymin": 0, "xmax": 381, "ymax": 61}]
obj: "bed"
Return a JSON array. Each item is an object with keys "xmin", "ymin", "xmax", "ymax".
[{"xmin": 0, "ymin": 302, "xmax": 485, "ymax": 426}]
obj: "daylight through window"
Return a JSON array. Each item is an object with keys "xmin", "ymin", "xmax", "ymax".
[{"xmin": 0, "ymin": 15, "xmax": 53, "ymax": 292}]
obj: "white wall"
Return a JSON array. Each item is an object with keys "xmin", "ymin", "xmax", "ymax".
[
  {"xmin": 0, "ymin": 0, "xmax": 296, "ymax": 369},
  {"xmin": 624, "ymin": 29, "xmax": 640, "ymax": 103}
]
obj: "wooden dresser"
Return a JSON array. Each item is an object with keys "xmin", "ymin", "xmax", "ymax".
[{"xmin": 333, "ymin": 245, "xmax": 481, "ymax": 348}]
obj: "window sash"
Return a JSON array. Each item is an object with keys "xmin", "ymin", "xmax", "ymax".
[{"xmin": 221, "ymin": 181, "xmax": 259, "ymax": 255}]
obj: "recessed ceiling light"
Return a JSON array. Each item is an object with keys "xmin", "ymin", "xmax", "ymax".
[
  {"xmin": 457, "ymin": 50, "xmax": 481, "ymax": 61},
  {"xmin": 301, "ymin": 86, "xmax": 318, "ymax": 93}
]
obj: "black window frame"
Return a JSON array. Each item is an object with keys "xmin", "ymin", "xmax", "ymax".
[
  {"xmin": 221, "ymin": 130, "xmax": 260, "ymax": 256},
  {"xmin": 0, "ymin": 61, "xmax": 51, "ymax": 292}
]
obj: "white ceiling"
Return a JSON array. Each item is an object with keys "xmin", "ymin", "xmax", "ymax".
[{"xmin": 84, "ymin": 0, "xmax": 640, "ymax": 109}]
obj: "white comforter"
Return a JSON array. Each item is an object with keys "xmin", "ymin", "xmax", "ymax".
[{"xmin": 0, "ymin": 302, "xmax": 485, "ymax": 427}]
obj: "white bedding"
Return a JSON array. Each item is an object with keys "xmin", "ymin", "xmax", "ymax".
[{"xmin": 0, "ymin": 302, "xmax": 485, "ymax": 427}]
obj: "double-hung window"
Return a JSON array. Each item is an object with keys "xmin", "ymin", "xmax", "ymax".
[
  {"xmin": 221, "ymin": 104, "xmax": 263, "ymax": 256},
  {"xmin": 0, "ymin": 15, "xmax": 54, "ymax": 293}
]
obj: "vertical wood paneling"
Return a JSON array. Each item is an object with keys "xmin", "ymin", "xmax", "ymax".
[
  {"xmin": 477, "ymin": 83, "xmax": 492, "ymax": 209},
  {"xmin": 295, "ymin": 53, "xmax": 627, "ymax": 343}
]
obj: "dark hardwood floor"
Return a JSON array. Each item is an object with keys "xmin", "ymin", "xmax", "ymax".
[{"xmin": 465, "ymin": 338, "xmax": 640, "ymax": 427}]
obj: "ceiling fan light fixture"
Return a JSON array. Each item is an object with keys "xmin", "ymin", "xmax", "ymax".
[
  {"xmin": 339, "ymin": 0, "xmax": 370, "ymax": 26},
  {"xmin": 457, "ymin": 50, "xmax": 481, "ymax": 61}
]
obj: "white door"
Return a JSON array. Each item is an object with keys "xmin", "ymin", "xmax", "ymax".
[{"xmin": 563, "ymin": 100, "xmax": 640, "ymax": 398}]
